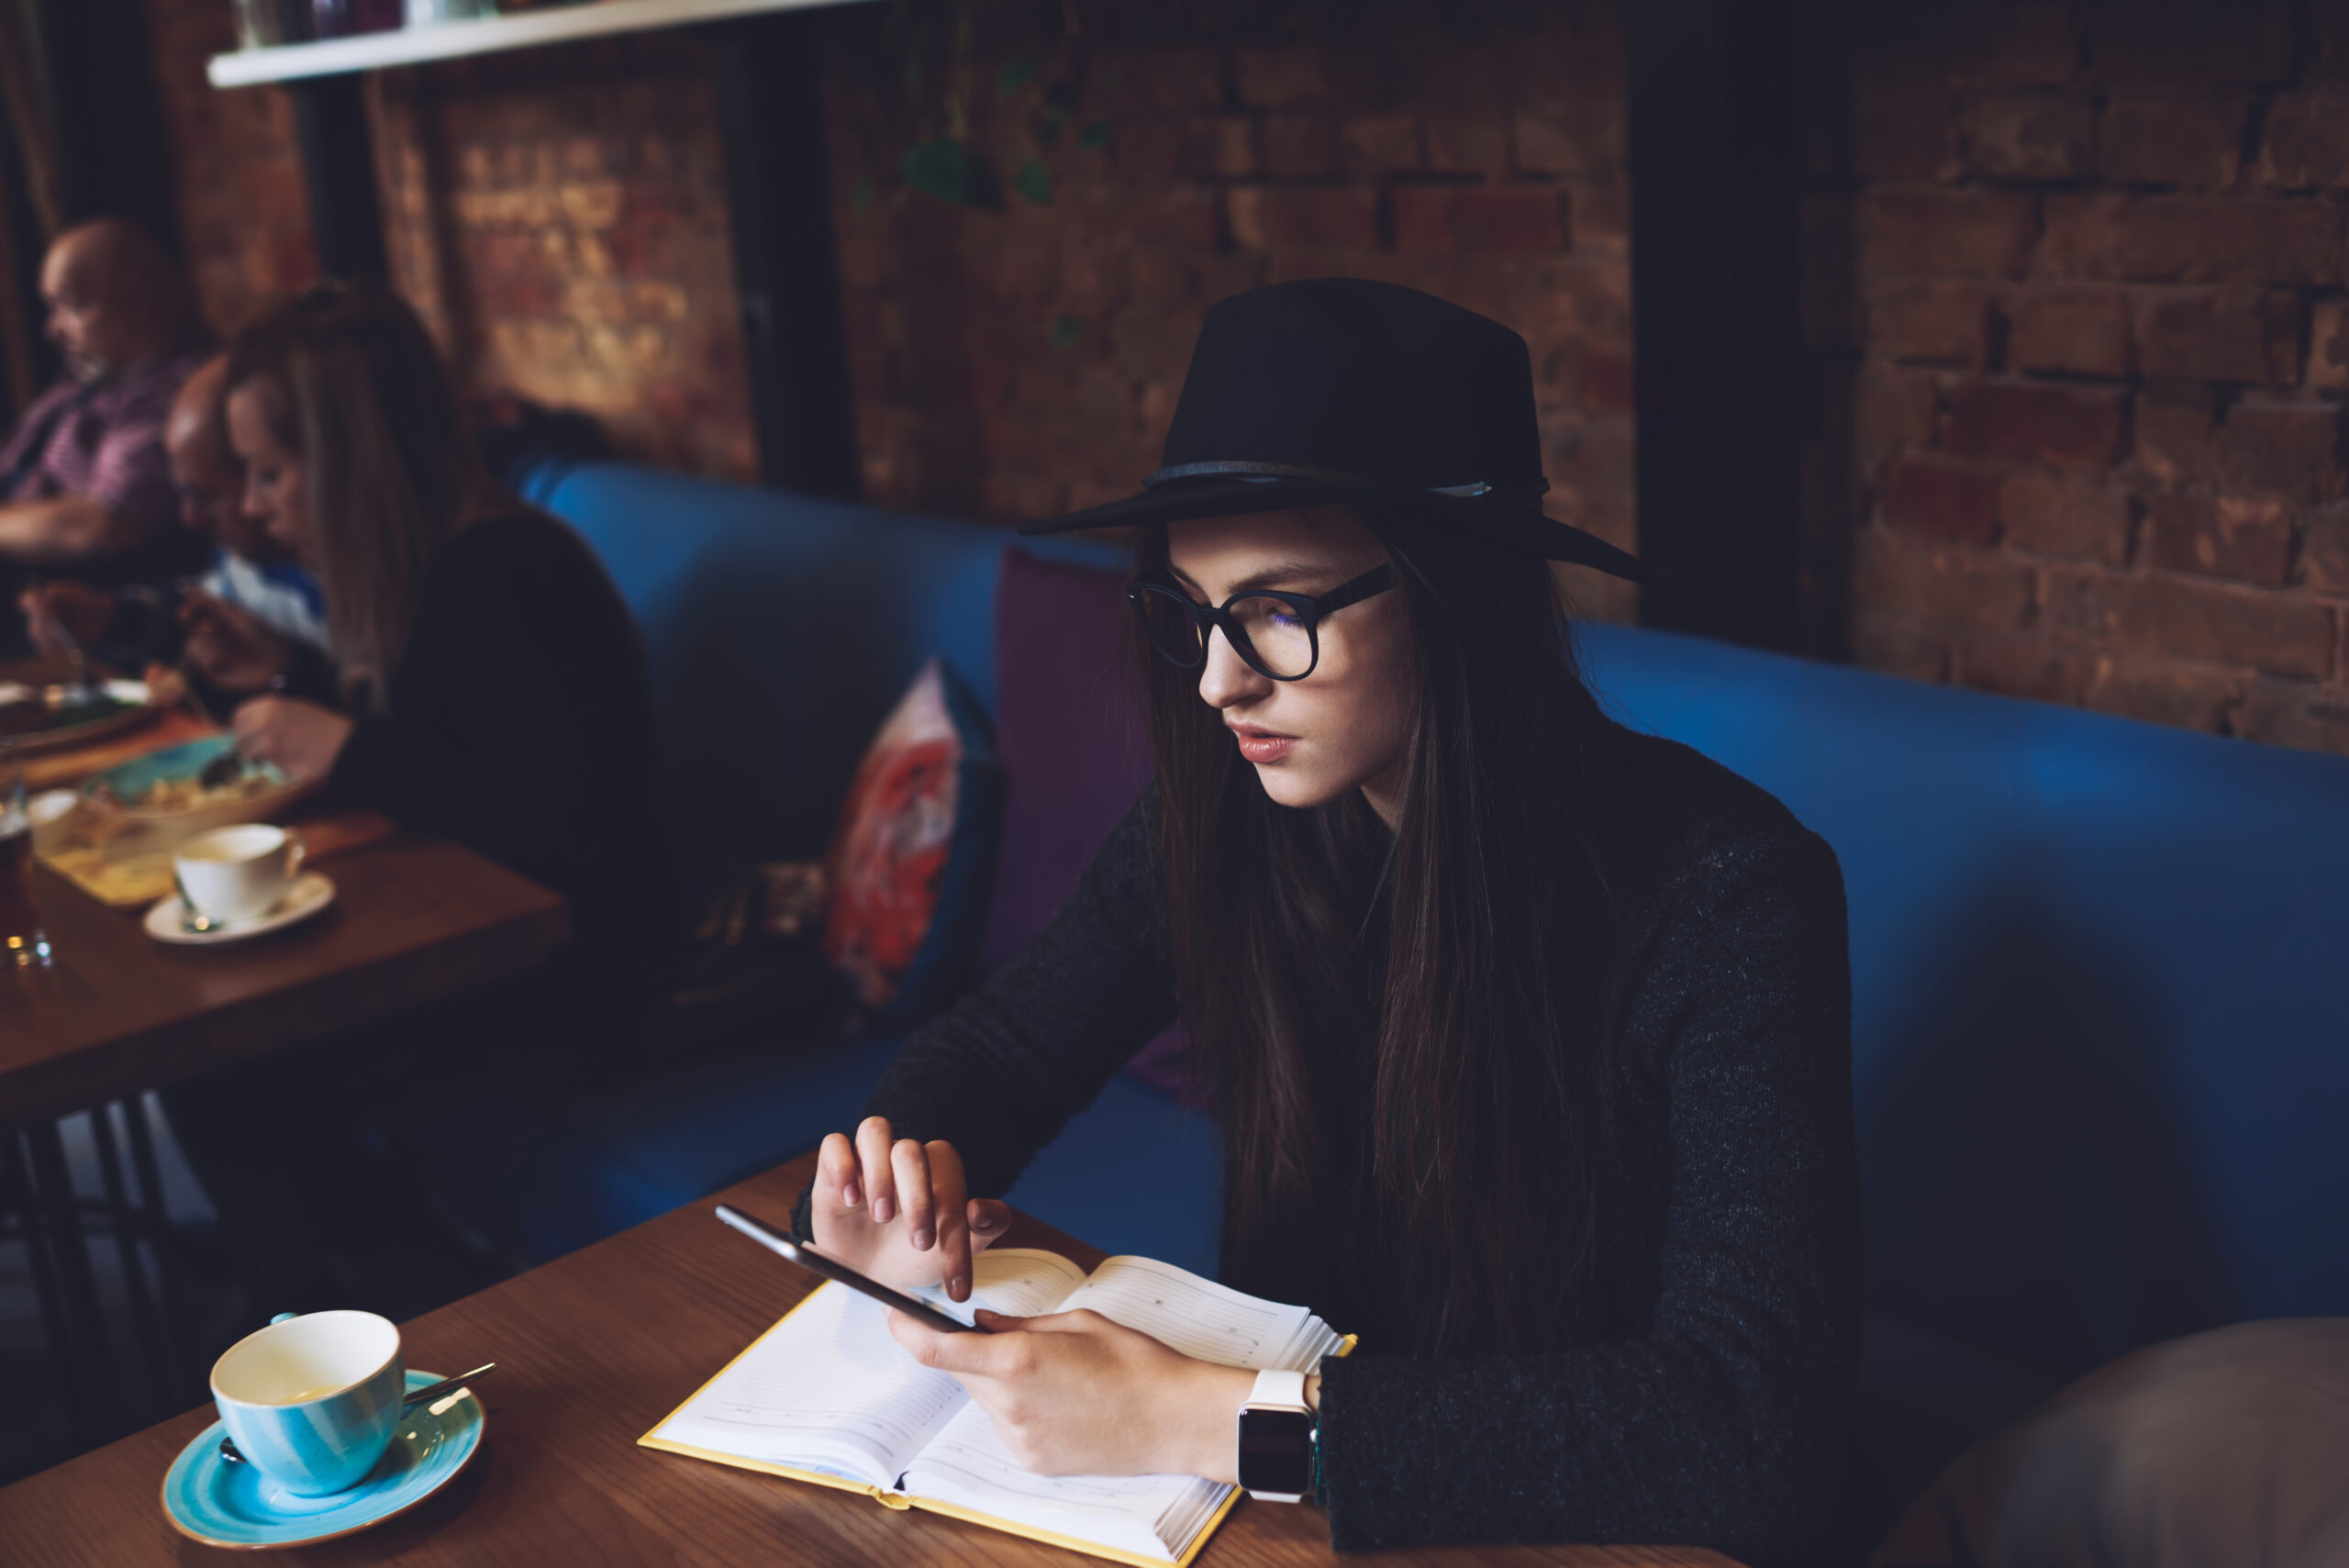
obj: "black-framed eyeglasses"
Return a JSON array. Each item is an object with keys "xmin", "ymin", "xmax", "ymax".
[{"xmin": 1126, "ymin": 564, "xmax": 1396, "ymax": 682}]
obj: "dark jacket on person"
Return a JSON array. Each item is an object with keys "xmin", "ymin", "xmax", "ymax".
[
  {"xmin": 806, "ymin": 722, "xmax": 1862, "ymax": 1565},
  {"xmin": 328, "ymin": 506, "xmax": 677, "ymax": 1019}
]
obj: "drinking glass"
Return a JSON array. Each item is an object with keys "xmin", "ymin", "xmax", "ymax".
[{"xmin": 1, "ymin": 742, "xmax": 50, "ymax": 969}]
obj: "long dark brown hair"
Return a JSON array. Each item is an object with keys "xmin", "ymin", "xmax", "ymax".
[
  {"xmin": 226, "ymin": 283, "xmax": 490, "ymax": 714},
  {"xmin": 1140, "ymin": 506, "xmax": 1625, "ymax": 1356}
]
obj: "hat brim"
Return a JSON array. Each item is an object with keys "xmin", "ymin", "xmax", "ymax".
[{"xmin": 1019, "ymin": 476, "xmax": 1656, "ymax": 584}]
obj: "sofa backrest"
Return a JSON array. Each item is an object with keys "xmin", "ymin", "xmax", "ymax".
[
  {"xmin": 532, "ymin": 458, "xmax": 2348, "ymax": 1386},
  {"xmin": 527, "ymin": 462, "xmax": 1007, "ymax": 906},
  {"xmin": 528, "ymin": 462, "xmax": 1134, "ymax": 917},
  {"xmin": 1578, "ymin": 620, "xmax": 2349, "ymax": 1385}
]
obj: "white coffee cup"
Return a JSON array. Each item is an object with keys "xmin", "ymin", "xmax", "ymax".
[
  {"xmin": 27, "ymin": 789, "xmax": 77, "ymax": 854},
  {"xmin": 175, "ymin": 823, "xmax": 305, "ymax": 926}
]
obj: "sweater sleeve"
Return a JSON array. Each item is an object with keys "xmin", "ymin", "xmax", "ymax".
[
  {"xmin": 818, "ymin": 790, "xmax": 1180, "ymax": 1208},
  {"xmin": 1313, "ymin": 826, "xmax": 1861, "ymax": 1567}
]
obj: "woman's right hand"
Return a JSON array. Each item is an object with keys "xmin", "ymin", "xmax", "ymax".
[{"xmin": 810, "ymin": 1117, "xmax": 1011, "ymax": 1304}]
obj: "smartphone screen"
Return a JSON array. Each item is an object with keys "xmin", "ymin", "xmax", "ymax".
[{"xmin": 714, "ymin": 1204, "xmax": 987, "ymax": 1334}]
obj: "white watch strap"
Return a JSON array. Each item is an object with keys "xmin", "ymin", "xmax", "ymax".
[{"xmin": 1245, "ymin": 1367, "xmax": 1309, "ymax": 1412}]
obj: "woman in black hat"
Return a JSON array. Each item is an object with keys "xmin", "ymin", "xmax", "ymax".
[{"xmin": 799, "ymin": 279, "xmax": 1860, "ymax": 1564}]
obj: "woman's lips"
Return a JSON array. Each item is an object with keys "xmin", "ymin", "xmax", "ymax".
[{"xmin": 1230, "ymin": 727, "xmax": 1297, "ymax": 763}]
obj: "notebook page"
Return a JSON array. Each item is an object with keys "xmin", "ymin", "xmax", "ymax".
[
  {"xmin": 903, "ymin": 1404, "xmax": 1215, "ymax": 1563},
  {"xmin": 649, "ymin": 1248, "xmax": 1087, "ymax": 1488},
  {"xmin": 1063, "ymin": 1255, "xmax": 1341, "ymax": 1371}
]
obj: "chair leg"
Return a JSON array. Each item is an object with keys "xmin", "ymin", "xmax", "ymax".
[
  {"xmin": 88, "ymin": 1101, "xmax": 174, "ymax": 1420},
  {"xmin": 22, "ymin": 1119, "xmax": 119, "ymax": 1437},
  {"xmin": 123, "ymin": 1095, "xmax": 206, "ymax": 1410}
]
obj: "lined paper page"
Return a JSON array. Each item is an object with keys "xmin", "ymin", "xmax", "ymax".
[
  {"xmin": 903, "ymin": 1402, "xmax": 1215, "ymax": 1562},
  {"xmin": 651, "ymin": 1248, "xmax": 1087, "ymax": 1487},
  {"xmin": 1065, "ymin": 1255, "xmax": 1343, "ymax": 1371}
]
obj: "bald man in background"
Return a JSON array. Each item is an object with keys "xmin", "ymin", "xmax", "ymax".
[{"xmin": 0, "ymin": 219, "xmax": 210, "ymax": 614}]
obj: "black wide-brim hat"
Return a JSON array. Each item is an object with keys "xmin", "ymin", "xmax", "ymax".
[{"xmin": 1019, "ymin": 276, "xmax": 1652, "ymax": 582}]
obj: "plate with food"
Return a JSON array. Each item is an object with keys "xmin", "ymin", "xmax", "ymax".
[
  {"xmin": 82, "ymin": 733, "xmax": 311, "ymax": 834},
  {"xmin": 0, "ymin": 677, "xmax": 156, "ymax": 753}
]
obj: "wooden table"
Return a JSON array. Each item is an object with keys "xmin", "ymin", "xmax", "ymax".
[
  {"xmin": 2, "ymin": 659, "xmax": 571, "ymax": 1126},
  {"xmin": 0, "ymin": 1152, "xmax": 1741, "ymax": 1567},
  {"xmin": 0, "ymin": 843, "xmax": 568, "ymax": 1128},
  {"xmin": 2, "ymin": 692, "xmax": 572, "ymax": 1449}
]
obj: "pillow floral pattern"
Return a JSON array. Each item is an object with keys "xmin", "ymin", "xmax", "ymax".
[{"xmin": 824, "ymin": 660, "xmax": 974, "ymax": 1012}]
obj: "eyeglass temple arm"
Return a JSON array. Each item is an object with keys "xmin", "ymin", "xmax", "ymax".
[{"xmin": 1313, "ymin": 563, "xmax": 1396, "ymax": 616}]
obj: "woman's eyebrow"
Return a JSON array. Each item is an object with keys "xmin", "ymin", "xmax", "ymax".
[{"xmin": 1168, "ymin": 559, "xmax": 1338, "ymax": 596}]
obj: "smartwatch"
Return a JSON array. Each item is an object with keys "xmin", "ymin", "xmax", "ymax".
[{"xmin": 1235, "ymin": 1368, "xmax": 1315, "ymax": 1502}]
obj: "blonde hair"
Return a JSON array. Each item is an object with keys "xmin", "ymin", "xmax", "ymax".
[{"xmin": 226, "ymin": 284, "xmax": 488, "ymax": 714}]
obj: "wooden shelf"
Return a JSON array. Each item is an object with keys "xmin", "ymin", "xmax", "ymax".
[{"xmin": 206, "ymin": 0, "xmax": 864, "ymax": 87}]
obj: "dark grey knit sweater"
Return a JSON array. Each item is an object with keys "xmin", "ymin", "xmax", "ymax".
[{"xmin": 808, "ymin": 723, "xmax": 1861, "ymax": 1565}]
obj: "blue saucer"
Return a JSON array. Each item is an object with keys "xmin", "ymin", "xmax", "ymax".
[{"xmin": 161, "ymin": 1368, "xmax": 485, "ymax": 1549}]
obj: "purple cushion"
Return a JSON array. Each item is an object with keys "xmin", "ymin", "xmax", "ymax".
[{"xmin": 984, "ymin": 548, "xmax": 1195, "ymax": 1101}]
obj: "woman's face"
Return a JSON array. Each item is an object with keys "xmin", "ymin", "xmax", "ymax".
[
  {"xmin": 226, "ymin": 382, "xmax": 316, "ymax": 567},
  {"xmin": 1164, "ymin": 506, "xmax": 1414, "ymax": 822}
]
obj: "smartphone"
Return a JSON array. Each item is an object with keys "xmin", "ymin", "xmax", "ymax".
[{"xmin": 714, "ymin": 1204, "xmax": 987, "ymax": 1334}]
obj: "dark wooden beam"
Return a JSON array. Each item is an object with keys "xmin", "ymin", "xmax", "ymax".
[
  {"xmin": 707, "ymin": 10, "xmax": 860, "ymax": 498},
  {"xmin": 287, "ymin": 73, "xmax": 388, "ymax": 282},
  {"xmin": 1626, "ymin": 0, "xmax": 1803, "ymax": 651}
]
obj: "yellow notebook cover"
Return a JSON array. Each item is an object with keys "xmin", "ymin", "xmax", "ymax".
[{"xmin": 640, "ymin": 1277, "xmax": 1356, "ymax": 1568}]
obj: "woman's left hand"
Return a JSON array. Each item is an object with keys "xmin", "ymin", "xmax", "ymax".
[
  {"xmin": 887, "ymin": 1307, "xmax": 1253, "ymax": 1481},
  {"xmin": 231, "ymin": 695, "xmax": 354, "ymax": 787}
]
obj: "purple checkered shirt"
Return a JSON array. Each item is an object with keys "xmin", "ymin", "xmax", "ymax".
[{"xmin": 0, "ymin": 348, "xmax": 208, "ymax": 547}]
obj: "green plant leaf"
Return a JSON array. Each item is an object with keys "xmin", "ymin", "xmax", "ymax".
[
  {"xmin": 849, "ymin": 175, "xmax": 874, "ymax": 213},
  {"xmin": 1013, "ymin": 158, "xmax": 1053, "ymax": 205},
  {"xmin": 1049, "ymin": 315, "xmax": 1084, "ymax": 350},
  {"xmin": 996, "ymin": 55, "xmax": 1039, "ymax": 95},
  {"xmin": 1078, "ymin": 119, "xmax": 1112, "ymax": 152},
  {"xmin": 899, "ymin": 138, "xmax": 971, "ymax": 205}
]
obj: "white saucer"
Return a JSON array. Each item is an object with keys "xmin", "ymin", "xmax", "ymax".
[{"xmin": 145, "ymin": 873, "xmax": 337, "ymax": 946}]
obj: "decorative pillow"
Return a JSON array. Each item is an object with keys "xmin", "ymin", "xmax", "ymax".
[
  {"xmin": 1874, "ymin": 1318, "xmax": 2349, "ymax": 1568},
  {"xmin": 822, "ymin": 657, "xmax": 1004, "ymax": 1029}
]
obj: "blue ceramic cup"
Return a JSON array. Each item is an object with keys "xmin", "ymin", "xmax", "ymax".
[{"xmin": 211, "ymin": 1310, "xmax": 405, "ymax": 1496}]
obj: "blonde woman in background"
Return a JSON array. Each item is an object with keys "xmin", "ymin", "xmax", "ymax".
[{"xmin": 166, "ymin": 283, "xmax": 675, "ymax": 1313}]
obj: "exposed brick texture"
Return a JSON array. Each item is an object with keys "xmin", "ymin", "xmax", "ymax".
[
  {"xmin": 139, "ymin": 0, "xmax": 316, "ymax": 334},
  {"xmin": 371, "ymin": 39, "xmax": 757, "ymax": 480},
  {"xmin": 1825, "ymin": 0, "xmax": 2349, "ymax": 754},
  {"xmin": 147, "ymin": 0, "xmax": 2349, "ymax": 755},
  {"xmin": 821, "ymin": 3, "xmax": 1638, "ymax": 624},
  {"xmin": 141, "ymin": 1, "xmax": 754, "ymax": 480}
]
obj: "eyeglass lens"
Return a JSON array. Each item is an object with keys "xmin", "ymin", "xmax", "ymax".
[{"xmin": 1135, "ymin": 590, "xmax": 1317, "ymax": 679}]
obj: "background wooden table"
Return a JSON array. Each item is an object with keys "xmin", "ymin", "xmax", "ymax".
[
  {"xmin": 0, "ymin": 1152, "xmax": 1742, "ymax": 1567},
  {"xmin": 0, "ymin": 840, "xmax": 567, "ymax": 1128}
]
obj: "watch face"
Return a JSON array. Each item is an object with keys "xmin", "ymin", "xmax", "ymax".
[{"xmin": 1237, "ymin": 1407, "xmax": 1313, "ymax": 1496}]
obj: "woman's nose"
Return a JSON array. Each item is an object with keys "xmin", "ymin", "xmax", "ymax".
[{"xmin": 1196, "ymin": 626, "xmax": 1269, "ymax": 709}]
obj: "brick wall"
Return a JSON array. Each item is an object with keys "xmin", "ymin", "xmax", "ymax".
[
  {"xmin": 1817, "ymin": 0, "xmax": 2349, "ymax": 751},
  {"xmin": 139, "ymin": 0, "xmax": 755, "ymax": 480},
  {"xmin": 140, "ymin": 0, "xmax": 316, "ymax": 332},
  {"xmin": 822, "ymin": 1, "xmax": 1639, "ymax": 621},
  {"xmin": 372, "ymin": 39, "xmax": 756, "ymax": 480},
  {"xmin": 138, "ymin": 0, "xmax": 2349, "ymax": 755}
]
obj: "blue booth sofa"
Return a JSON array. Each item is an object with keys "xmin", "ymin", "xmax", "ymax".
[{"xmin": 499, "ymin": 459, "xmax": 2349, "ymax": 1517}]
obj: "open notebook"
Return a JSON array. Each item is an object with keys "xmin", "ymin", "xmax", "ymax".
[{"xmin": 640, "ymin": 1248, "xmax": 1352, "ymax": 1568}]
